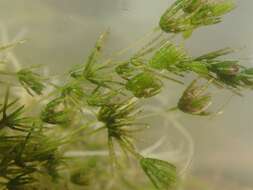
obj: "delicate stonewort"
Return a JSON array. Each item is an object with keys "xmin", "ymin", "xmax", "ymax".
[{"xmin": 1, "ymin": 0, "xmax": 251, "ymax": 189}]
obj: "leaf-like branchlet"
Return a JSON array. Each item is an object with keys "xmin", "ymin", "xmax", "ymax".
[
  {"xmin": 17, "ymin": 68, "xmax": 45, "ymax": 96},
  {"xmin": 0, "ymin": 88, "xmax": 29, "ymax": 131},
  {"xmin": 6, "ymin": 173, "xmax": 35, "ymax": 190},
  {"xmin": 126, "ymin": 72, "xmax": 163, "ymax": 98},
  {"xmin": 98, "ymin": 98, "xmax": 144, "ymax": 161},
  {"xmin": 60, "ymin": 82, "xmax": 86, "ymax": 107},
  {"xmin": 116, "ymin": 62, "xmax": 136, "ymax": 80},
  {"xmin": 194, "ymin": 47, "xmax": 234, "ymax": 61},
  {"xmin": 140, "ymin": 157, "xmax": 177, "ymax": 190},
  {"xmin": 87, "ymin": 90, "xmax": 118, "ymax": 106},
  {"xmin": 195, "ymin": 48, "xmax": 253, "ymax": 91},
  {"xmin": 0, "ymin": 123, "xmax": 64, "ymax": 189},
  {"xmin": 40, "ymin": 97, "xmax": 71, "ymax": 126},
  {"xmin": 149, "ymin": 43, "xmax": 187, "ymax": 71},
  {"xmin": 149, "ymin": 43, "xmax": 209, "ymax": 76},
  {"xmin": 159, "ymin": 0, "xmax": 235, "ymax": 37}
]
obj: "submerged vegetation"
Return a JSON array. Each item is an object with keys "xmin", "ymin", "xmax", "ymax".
[{"xmin": 0, "ymin": 0, "xmax": 250, "ymax": 189}]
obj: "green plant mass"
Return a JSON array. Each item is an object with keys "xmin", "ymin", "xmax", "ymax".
[{"xmin": 0, "ymin": 0, "xmax": 251, "ymax": 189}]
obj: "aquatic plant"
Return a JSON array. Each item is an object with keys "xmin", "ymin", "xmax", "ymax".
[{"xmin": 0, "ymin": 0, "xmax": 251, "ymax": 189}]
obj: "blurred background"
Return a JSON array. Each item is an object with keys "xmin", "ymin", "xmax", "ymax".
[{"xmin": 0, "ymin": 0, "xmax": 252, "ymax": 189}]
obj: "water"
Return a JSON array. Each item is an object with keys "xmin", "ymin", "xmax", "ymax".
[{"xmin": 0, "ymin": 0, "xmax": 253, "ymax": 189}]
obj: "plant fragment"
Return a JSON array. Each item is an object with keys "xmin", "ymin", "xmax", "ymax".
[
  {"xmin": 40, "ymin": 97, "xmax": 71, "ymax": 125},
  {"xmin": 126, "ymin": 72, "xmax": 163, "ymax": 98},
  {"xmin": 140, "ymin": 157, "xmax": 177, "ymax": 190},
  {"xmin": 17, "ymin": 68, "xmax": 45, "ymax": 96}
]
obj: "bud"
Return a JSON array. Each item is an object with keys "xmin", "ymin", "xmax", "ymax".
[
  {"xmin": 126, "ymin": 72, "xmax": 163, "ymax": 98},
  {"xmin": 140, "ymin": 157, "xmax": 177, "ymax": 190},
  {"xmin": 178, "ymin": 80, "xmax": 212, "ymax": 115},
  {"xmin": 210, "ymin": 61, "xmax": 240, "ymax": 76}
]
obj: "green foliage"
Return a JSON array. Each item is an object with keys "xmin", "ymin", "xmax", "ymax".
[
  {"xmin": 0, "ymin": 116, "xmax": 64, "ymax": 189},
  {"xmin": 116, "ymin": 62, "xmax": 136, "ymax": 80},
  {"xmin": 194, "ymin": 47, "xmax": 234, "ymax": 61},
  {"xmin": 211, "ymin": 62, "xmax": 253, "ymax": 89},
  {"xmin": 140, "ymin": 157, "xmax": 177, "ymax": 190},
  {"xmin": 195, "ymin": 48, "xmax": 253, "ymax": 91},
  {"xmin": 98, "ymin": 98, "xmax": 143, "ymax": 160},
  {"xmin": 61, "ymin": 82, "xmax": 86, "ymax": 101},
  {"xmin": 159, "ymin": 0, "xmax": 235, "ymax": 37},
  {"xmin": 126, "ymin": 72, "xmax": 163, "ymax": 98},
  {"xmin": 148, "ymin": 42, "xmax": 209, "ymax": 77},
  {"xmin": 0, "ymin": 89, "xmax": 29, "ymax": 131},
  {"xmin": 149, "ymin": 43, "xmax": 187, "ymax": 71},
  {"xmin": 87, "ymin": 90, "xmax": 118, "ymax": 106},
  {"xmin": 17, "ymin": 68, "xmax": 45, "ymax": 96},
  {"xmin": 40, "ymin": 97, "xmax": 71, "ymax": 125}
]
